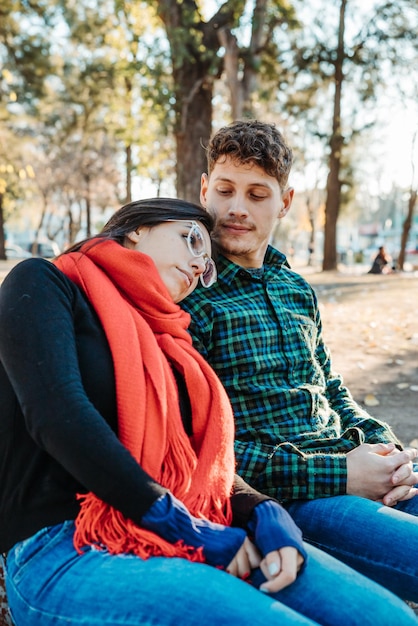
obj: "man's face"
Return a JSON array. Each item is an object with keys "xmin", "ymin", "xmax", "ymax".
[{"xmin": 200, "ymin": 156, "xmax": 293, "ymax": 268}]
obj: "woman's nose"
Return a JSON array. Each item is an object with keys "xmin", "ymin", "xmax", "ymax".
[{"xmin": 190, "ymin": 255, "xmax": 206, "ymax": 275}]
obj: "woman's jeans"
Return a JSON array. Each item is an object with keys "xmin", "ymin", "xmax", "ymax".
[
  {"xmin": 287, "ymin": 490, "xmax": 418, "ymax": 602},
  {"xmin": 5, "ymin": 521, "xmax": 417, "ymax": 626}
]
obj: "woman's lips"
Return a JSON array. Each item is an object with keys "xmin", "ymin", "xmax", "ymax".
[{"xmin": 179, "ymin": 269, "xmax": 193, "ymax": 286}]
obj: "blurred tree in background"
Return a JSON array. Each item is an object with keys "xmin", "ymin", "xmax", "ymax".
[
  {"xmin": 0, "ymin": 0, "xmax": 55, "ymax": 257},
  {"xmin": 0, "ymin": 0, "xmax": 417, "ymax": 267}
]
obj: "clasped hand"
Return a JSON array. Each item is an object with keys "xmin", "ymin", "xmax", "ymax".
[
  {"xmin": 227, "ymin": 537, "xmax": 304, "ymax": 593},
  {"xmin": 346, "ymin": 443, "xmax": 418, "ymax": 505},
  {"xmin": 141, "ymin": 492, "xmax": 306, "ymax": 594},
  {"xmin": 227, "ymin": 499, "xmax": 306, "ymax": 592}
]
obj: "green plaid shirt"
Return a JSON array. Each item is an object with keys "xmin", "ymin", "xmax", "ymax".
[{"xmin": 181, "ymin": 246, "xmax": 400, "ymax": 503}]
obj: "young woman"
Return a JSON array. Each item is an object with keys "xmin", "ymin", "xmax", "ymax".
[{"xmin": 0, "ymin": 198, "xmax": 415, "ymax": 626}]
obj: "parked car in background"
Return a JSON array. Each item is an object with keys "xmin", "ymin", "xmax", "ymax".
[
  {"xmin": 5, "ymin": 244, "xmax": 33, "ymax": 260},
  {"xmin": 26, "ymin": 241, "xmax": 60, "ymax": 258}
]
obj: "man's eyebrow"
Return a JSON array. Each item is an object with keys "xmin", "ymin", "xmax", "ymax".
[
  {"xmin": 213, "ymin": 176, "xmax": 273, "ymax": 189},
  {"xmin": 212, "ymin": 175, "xmax": 234, "ymax": 183}
]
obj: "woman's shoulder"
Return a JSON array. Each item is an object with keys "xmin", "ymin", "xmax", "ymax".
[
  {"xmin": 4, "ymin": 256, "xmax": 55, "ymax": 277},
  {"xmin": 1, "ymin": 257, "xmax": 77, "ymax": 299},
  {"xmin": 0, "ymin": 257, "xmax": 94, "ymax": 333}
]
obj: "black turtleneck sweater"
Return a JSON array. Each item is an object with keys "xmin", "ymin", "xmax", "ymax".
[{"xmin": 0, "ymin": 258, "xmax": 267, "ymax": 552}]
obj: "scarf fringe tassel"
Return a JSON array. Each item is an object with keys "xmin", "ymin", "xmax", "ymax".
[{"xmin": 74, "ymin": 492, "xmax": 205, "ymax": 562}]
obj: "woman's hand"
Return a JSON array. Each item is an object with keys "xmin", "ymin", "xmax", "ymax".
[
  {"xmin": 246, "ymin": 499, "xmax": 308, "ymax": 594},
  {"xmin": 140, "ymin": 492, "xmax": 247, "ymax": 568},
  {"xmin": 226, "ymin": 537, "xmax": 261, "ymax": 579},
  {"xmin": 226, "ymin": 540, "xmax": 305, "ymax": 593},
  {"xmin": 259, "ymin": 547, "xmax": 305, "ymax": 593}
]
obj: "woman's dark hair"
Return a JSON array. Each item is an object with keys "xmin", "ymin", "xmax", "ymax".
[{"xmin": 62, "ymin": 198, "xmax": 213, "ymax": 255}]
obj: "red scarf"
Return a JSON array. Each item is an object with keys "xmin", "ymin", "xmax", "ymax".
[{"xmin": 54, "ymin": 238, "xmax": 235, "ymax": 561}]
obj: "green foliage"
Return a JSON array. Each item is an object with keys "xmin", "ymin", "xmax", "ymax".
[
  {"xmin": 0, "ymin": 0, "xmax": 57, "ymax": 108},
  {"xmin": 1, "ymin": 0, "xmax": 416, "ymax": 252},
  {"xmin": 0, "ymin": 125, "xmax": 38, "ymax": 223}
]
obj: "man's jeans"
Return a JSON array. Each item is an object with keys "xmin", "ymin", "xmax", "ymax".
[
  {"xmin": 287, "ymin": 488, "xmax": 418, "ymax": 602},
  {"xmin": 5, "ymin": 520, "xmax": 417, "ymax": 626}
]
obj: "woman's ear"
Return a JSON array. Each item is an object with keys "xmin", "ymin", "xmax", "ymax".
[{"xmin": 125, "ymin": 229, "xmax": 142, "ymax": 247}]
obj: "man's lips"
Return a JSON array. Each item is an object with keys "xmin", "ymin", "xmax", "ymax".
[{"xmin": 221, "ymin": 223, "xmax": 252, "ymax": 234}]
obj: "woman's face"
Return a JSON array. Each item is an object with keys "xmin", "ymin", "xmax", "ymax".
[{"xmin": 124, "ymin": 220, "xmax": 213, "ymax": 303}]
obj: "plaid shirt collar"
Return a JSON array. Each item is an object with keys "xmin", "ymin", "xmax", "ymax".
[{"xmin": 214, "ymin": 245, "xmax": 290, "ymax": 286}]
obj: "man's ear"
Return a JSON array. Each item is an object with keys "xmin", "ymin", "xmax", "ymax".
[
  {"xmin": 200, "ymin": 173, "xmax": 209, "ymax": 207},
  {"xmin": 279, "ymin": 187, "xmax": 294, "ymax": 217}
]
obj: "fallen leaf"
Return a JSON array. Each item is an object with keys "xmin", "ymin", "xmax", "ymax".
[{"xmin": 364, "ymin": 394, "xmax": 380, "ymax": 407}]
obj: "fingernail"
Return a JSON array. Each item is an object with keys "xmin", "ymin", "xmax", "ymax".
[
  {"xmin": 259, "ymin": 585, "xmax": 270, "ymax": 593},
  {"xmin": 268, "ymin": 562, "xmax": 279, "ymax": 576}
]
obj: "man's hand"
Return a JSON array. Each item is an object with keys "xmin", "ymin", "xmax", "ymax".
[
  {"xmin": 346, "ymin": 443, "xmax": 418, "ymax": 502},
  {"xmin": 259, "ymin": 547, "xmax": 304, "ymax": 593},
  {"xmin": 382, "ymin": 446, "xmax": 418, "ymax": 506}
]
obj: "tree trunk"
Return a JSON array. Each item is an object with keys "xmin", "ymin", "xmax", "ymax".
[
  {"xmin": 174, "ymin": 72, "xmax": 214, "ymax": 202},
  {"xmin": 306, "ymin": 195, "xmax": 316, "ymax": 266},
  {"xmin": 85, "ymin": 175, "xmax": 91, "ymax": 237},
  {"xmin": 125, "ymin": 144, "xmax": 132, "ymax": 204},
  {"xmin": 397, "ymin": 187, "xmax": 417, "ymax": 270},
  {"xmin": 242, "ymin": 0, "xmax": 268, "ymax": 117},
  {"xmin": 398, "ymin": 132, "xmax": 417, "ymax": 270},
  {"xmin": 124, "ymin": 76, "xmax": 133, "ymax": 204},
  {"xmin": 33, "ymin": 190, "xmax": 48, "ymax": 245},
  {"xmin": 218, "ymin": 28, "xmax": 243, "ymax": 120},
  {"xmin": 322, "ymin": 0, "xmax": 346, "ymax": 271},
  {"xmin": 0, "ymin": 195, "xmax": 6, "ymax": 260},
  {"xmin": 220, "ymin": 0, "xmax": 268, "ymax": 119},
  {"xmin": 153, "ymin": 0, "xmax": 244, "ymax": 202}
]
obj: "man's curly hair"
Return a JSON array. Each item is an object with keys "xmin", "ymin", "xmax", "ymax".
[{"xmin": 206, "ymin": 120, "xmax": 293, "ymax": 192}]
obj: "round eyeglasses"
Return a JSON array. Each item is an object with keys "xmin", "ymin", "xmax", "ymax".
[{"xmin": 168, "ymin": 220, "xmax": 217, "ymax": 288}]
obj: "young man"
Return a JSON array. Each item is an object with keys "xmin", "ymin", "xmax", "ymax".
[{"xmin": 181, "ymin": 119, "xmax": 418, "ymax": 601}]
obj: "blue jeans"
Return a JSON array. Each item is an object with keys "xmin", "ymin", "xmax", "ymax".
[
  {"xmin": 5, "ymin": 521, "xmax": 417, "ymax": 626},
  {"xmin": 287, "ymin": 490, "xmax": 418, "ymax": 602}
]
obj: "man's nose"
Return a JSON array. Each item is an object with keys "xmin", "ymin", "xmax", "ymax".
[{"xmin": 227, "ymin": 194, "xmax": 249, "ymax": 218}]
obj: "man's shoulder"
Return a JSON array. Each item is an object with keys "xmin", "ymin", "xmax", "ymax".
[
  {"xmin": 265, "ymin": 247, "xmax": 315, "ymax": 291},
  {"xmin": 279, "ymin": 263, "xmax": 314, "ymax": 290}
]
